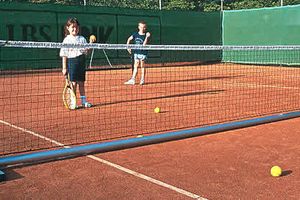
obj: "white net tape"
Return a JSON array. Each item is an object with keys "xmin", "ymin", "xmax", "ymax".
[{"xmin": 1, "ymin": 40, "xmax": 300, "ymax": 51}]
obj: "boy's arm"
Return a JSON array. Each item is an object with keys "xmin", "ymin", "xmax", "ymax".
[
  {"xmin": 143, "ymin": 32, "xmax": 151, "ymax": 45},
  {"xmin": 62, "ymin": 57, "xmax": 67, "ymax": 76},
  {"xmin": 127, "ymin": 36, "xmax": 134, "ymax": 54}
]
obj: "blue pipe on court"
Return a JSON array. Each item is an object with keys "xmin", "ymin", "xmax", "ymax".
[{"xmin": 1, "ymin": 111, "xmax": 300, "ymax": 168}]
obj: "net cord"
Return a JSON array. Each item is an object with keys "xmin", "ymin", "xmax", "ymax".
[{"xmin": 1, "ymin": 40, "xmax": 300, "ymax": 50}]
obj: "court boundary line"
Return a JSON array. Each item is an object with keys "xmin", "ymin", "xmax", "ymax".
[{"xmin": 0, "ymin": 119, "xmax": 206, "ymax": 200}]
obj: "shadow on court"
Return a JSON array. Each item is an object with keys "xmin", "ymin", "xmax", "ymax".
[
  {"xmin": 147, "ymin": 75, "xmax": 243, "ymax": 85},
  {"xmin": 0, "ymin": 169, "xmax": 24, "ymax": 182},
  {"xmin": 281, "ymin": 170, "xmax": 293, "ymax": 177},
  {"xmin": 93, "ymin": 89, "xmax": 225, "ymax": 107}
]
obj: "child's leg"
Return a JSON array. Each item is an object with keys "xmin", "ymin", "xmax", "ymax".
[
  {"xmin": 71, "ymin": 82, "xmax": 77, "ymax": 94},
  {"xmin": 78, "ymin": 81, "xmax": 85, "ymax": 96},
  {"xmin": 78, "ymin": 81, "xmax": 92, "ymax": 107},
  {"xmin": 125, "ymin": 60, "xmax": 139, "ymax": 85},
  {"xmin": 131, "ymin": 60, "xmax": 140, "ymax": 80},
  {"xmin": 140, "ymin": 60, "xmax": 145, "ymax": 84},
  {"xmin": 78, "ymin": 81, "xmax": 86, "ymax": 104}
]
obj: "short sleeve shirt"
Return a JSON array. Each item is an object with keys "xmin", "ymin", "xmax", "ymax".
[{"xmin": 59, "ymin": 35, "xmax": 87, "ymax": 58}]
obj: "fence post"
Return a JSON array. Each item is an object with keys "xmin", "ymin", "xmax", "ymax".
[{"xmin": 221, "ymin": 0, "xmax": 224, "ymax": 11}]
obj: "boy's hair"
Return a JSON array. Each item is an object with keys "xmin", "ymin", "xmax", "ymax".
[
  {"xmin": 64, "ymin": 17, "xmax": 80, "ymax": 36},
  {"xmin": 138, "ymin": 21, "xmax": 147, "ymax": 26}
]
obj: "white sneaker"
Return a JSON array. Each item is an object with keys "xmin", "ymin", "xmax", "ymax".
[
  {"xmin": 124, "ymin": 79, "xmax": 135, "ymax": 85},
  {"xmin": 140, "ymin": 80, "xmax": 145, "ymax": 85},
  {"xmin": 83, "ymin": 102, "xmax": 93, "ymax": 108}
]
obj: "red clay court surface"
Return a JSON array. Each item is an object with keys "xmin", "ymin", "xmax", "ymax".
[
  {"xmin": 0, "ymin": 116, "xmax": 300, "ymax": 199},
  {"xmin": 0, "ymin": 63, "xmax": 300, "ymax": 199},
  {"xmin": 1, "ymin": 64, "xmax": 300, "ymax": 155}
]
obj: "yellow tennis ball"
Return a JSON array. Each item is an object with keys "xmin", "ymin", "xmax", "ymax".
[
  {"xmin": 154, "ymin": 107, "xmax": 161, "ymax": 113},
  {"xmin": 137, "ymin": 135, "xmax": 144, "ymax": 138},
  {"xmin": 89, "ymin": 35, "xmax": 96, "ymax": 43},
  {"xmin": 270, "ymin": 166, "xmax": 282, "ymax": 177}
]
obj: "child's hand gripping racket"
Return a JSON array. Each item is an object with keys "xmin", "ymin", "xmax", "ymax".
[{"xmin": 63, "ymin": 74, "xmax": 77, "ymax": 110}]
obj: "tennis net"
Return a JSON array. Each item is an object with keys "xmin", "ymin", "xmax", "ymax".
[{"xmin": 1, "ymin": 40, "xmax": 300, "ymax": 156}]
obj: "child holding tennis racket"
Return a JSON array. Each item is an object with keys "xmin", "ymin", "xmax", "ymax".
[
  {"xmin": 124, "ymin": 21, "xmax": 151, "ymax": 85},
  {"xmin": 60, "ymin": 18, "xmax": 95, "ymax": 108}
]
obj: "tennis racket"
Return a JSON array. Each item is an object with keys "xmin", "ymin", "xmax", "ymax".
[{"xmin": 62, "ymin": 74, "xmax": 77, "ymax": 110}]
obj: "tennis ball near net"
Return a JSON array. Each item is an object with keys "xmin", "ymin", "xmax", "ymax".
[
  {"xmin": 270, "ymin": 166, "xmax": 282, "ymax": 177},
  {"xmin": 154, "ymin": 107, "xmax": 161, "ymax": 113},
  {"xmin": 89, "ymin": 35, "xmax": 96, "ymax": 43}
]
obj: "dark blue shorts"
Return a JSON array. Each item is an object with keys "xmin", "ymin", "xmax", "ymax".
[{"xmin": 68, "ymin": 55, "xmax": 86, "ymax": 82}]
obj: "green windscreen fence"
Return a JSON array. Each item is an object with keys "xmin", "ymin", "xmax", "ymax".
[
  {"xmin": 2, "ymin": 3, "xmax": 300, "ymax": 69},
  {"xmin": 223, "ymin": 5, "xmax": 300, "ymax": 65},
  {"xmin": 0, "ymin": 2, "xmax": 221, "ymax": 70}
]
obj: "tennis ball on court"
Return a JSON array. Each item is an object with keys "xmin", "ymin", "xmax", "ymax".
[
  {"xmin": 89, "ymin": 35, "xmax": 96, "ymax": 43},
  {"xmin": 137, "ymin": 135, "xmax": 144, "ymax": 138},
  {"xmin": 270, "ymin": 166, "xmax": 282, "ymax": 177},
  {"xmin": 154, "ymin": 107, "xmax": 161, "ymax": 113}
]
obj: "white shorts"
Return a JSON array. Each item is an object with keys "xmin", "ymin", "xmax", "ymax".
[{"xmin": 134, "ymin": 54, "xmax": 147, "ymax": 61}]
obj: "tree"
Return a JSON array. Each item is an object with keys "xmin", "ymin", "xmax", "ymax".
[{"xmin": 163, "ymin": 0, "xmax": 196, "ymax": 10}]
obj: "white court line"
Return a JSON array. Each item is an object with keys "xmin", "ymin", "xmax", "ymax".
[
  {"xmin": 0, "ymin": 119, "xmax": 206, "ymax": 200},
  {"xmin": 87, "ymin": 155, "xmax": 205, "ymax": 200},
  {"xmin": 0, "ymin": 120, "xmax": 65, "ymax": 147}
]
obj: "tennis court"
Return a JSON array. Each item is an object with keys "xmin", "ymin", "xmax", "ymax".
[
  {"xmin": 1, "ymin": 40, "xmax": 300, "ymax": 199},
  {"xmin": 2, "ymin": 1, "xmax": 300, "ymax": 198},
  {"xmin": 1, "ymin": 61, "xmax": 300, "ymax": 155},
  {"xmin": 1, "ymin": 115, "xmax": 300, "ymax": 199}
]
